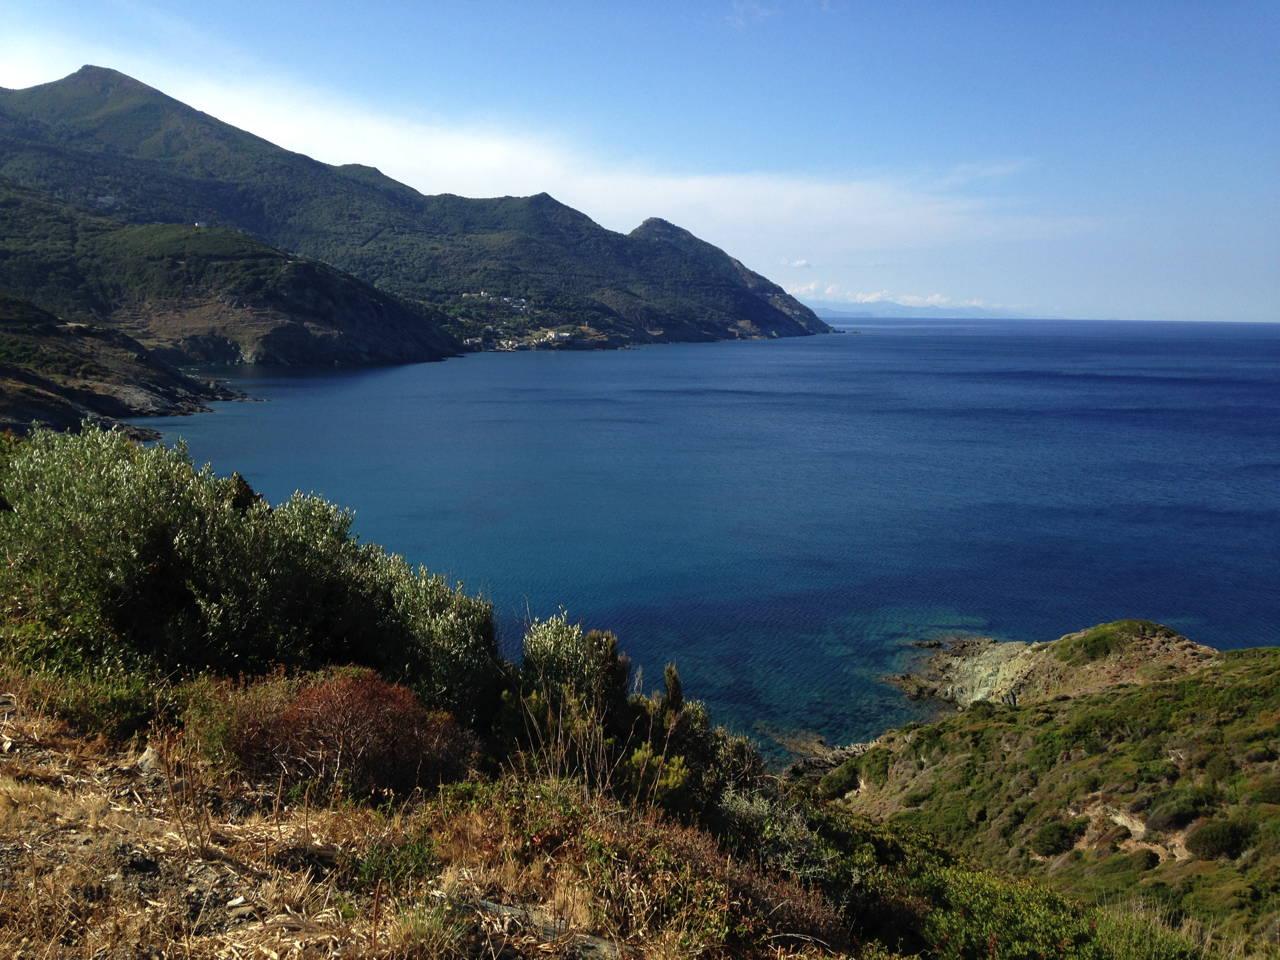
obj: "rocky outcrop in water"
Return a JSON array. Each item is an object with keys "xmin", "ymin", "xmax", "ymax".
[{"xmin": 886, "ymin": 619, "xmax": 1218, "ymax": 708}]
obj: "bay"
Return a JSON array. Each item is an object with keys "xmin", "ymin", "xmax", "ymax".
[{"xmin": 135, "ymin": 318, "xmax": 1280, "ymax": 751}]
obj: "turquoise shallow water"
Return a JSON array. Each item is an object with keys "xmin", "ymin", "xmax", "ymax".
[{"xmin": 135, "ymin": 318, "xmax": 1280, "ymax": 751}]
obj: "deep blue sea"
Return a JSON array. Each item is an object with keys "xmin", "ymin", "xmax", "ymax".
[{"xmin": 135, "ymin": 319, "xmax": 1280, "ymax": 752}]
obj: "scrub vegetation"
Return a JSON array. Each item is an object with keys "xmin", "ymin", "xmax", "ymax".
[{"xmin": 818, "ymin": 626, "xmax": 1280, "ymax": 950}]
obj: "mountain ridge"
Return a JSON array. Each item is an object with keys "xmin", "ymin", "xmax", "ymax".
[{"xmin": 0, "ymin": 66, "xmax": 830, "ymax": 348}]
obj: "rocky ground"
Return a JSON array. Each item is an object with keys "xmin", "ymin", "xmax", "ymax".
[
  {"xmin": 0, "ymin": 704, "xmax": 624, "ymax": 958},
  {"xmin": 0, "ymin": 297, "xmax": 239, "ymax": 436}
]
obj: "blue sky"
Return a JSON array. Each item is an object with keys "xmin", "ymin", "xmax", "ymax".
[{"xmin": 3, "ymin": 1, "xmax": 1277, "ymax": 321}]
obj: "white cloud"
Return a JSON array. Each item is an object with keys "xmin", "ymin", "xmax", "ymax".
[{"xmin": 896, "ymin": 292, "xmax": 952, "ymax": 307}]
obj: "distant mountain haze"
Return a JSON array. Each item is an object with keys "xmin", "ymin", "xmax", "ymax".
[
  {"xmin": 807, "ymin": 301, "xmax": 1030, "ymax": 321},
  {"xmin": 0, "ymin": 65, "xmax": 829, "ymax": 356}
]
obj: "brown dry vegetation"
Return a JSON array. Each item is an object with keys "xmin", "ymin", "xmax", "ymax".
[{"xmin": 0, "ymin": 679, "xmax": 847, "ymax": 959}]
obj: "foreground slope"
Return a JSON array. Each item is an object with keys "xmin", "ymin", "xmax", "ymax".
[
  {"xmin": 808, "ymin": 622, "xmax": 1280, "ymax": 948},
  {"xmin": 0, "ymin": 66, "xmax": 829, "ymax": 347}
]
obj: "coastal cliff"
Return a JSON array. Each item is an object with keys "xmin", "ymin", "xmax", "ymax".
[
  {"xmin": 0, "ymin": 183, "xmax": 459, "ymax": 369},
  {"xmin": 0, "ymin": 66, "xmax": 829, "ymax": 354},
  {"xmin": 0, "ymin": 295, "xmax": 237, "ymax": 434}
]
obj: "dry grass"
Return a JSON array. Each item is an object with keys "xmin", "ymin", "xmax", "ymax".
[{"xmin": 0, "ymin": 687, "xmax": 853, "ymax": 959}]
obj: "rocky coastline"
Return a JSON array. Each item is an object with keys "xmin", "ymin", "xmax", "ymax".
[{"xmin": 789, "ymin": 620, "xmax": 1221, "ymax": 780}]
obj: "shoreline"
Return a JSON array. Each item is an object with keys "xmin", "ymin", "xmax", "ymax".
[{"xmin": 788, "ymin": 620, "xmax": 1223, "ymax": 779}]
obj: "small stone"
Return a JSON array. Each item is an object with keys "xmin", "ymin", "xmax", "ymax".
[{"xmin": 135, "ymin": 746, "xmax": 160, "ymax": 773}]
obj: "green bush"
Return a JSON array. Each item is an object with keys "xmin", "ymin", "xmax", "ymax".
[
  {"xmin": 903, "ymin": 786, "xmax": 934, "ymax": 806},
  {"xmin": 1030, "ymin": 819, "xmax": 1086, "ymax": 857},
  {"xmin": 520, "ymin": 613, "xmax": 629, "ymax": 716},
  {"xmin": 349, "ymin": 835, "xmax": 439, "ymax": 890},
  {"xmin": 0, "ymin": 659, "xmax": 165, "ymax": 740},
  {"xmin": 1053, "ymin": 620, "xmax": 1173, "ymax": 665},
  {"xmin": 1185, "ymin": 819, "xmax": 1254, "ymax": 860},
  {"xmin": 1146, "ymin": 787, "xmax": 1217, "ymax": 833},
  {"xmin": 0, "ymin": 427, "xmax": 500, "ymax": 724},
  {"xmin": 621, "ymin": 740, "xmax": 692, "ymax": 809},
  {"xmin": 817, "ymin": 748, "xmax": 894, "ymax": 801},
  {"xmin": 817, "ymin": 757, "xmax": 861, "ymax": 800},
  {"xmin": 920, "ymin": 866, "xmax": 1103, "ymax": 960},
  {"xmin": 1131, "ymin": 848, "xmax": 1161, "ymax": 871},
  {"xmin": 1201, "ymin": 751, "xmax": 1234, "ymax": 783},
  {"xmin": 512, "ymin": 611, "xmax": 768, "ymax": 829},
  {"xmin": 860, "ymin": 747, "xmax": 893, "ymax": 788},
  {"xmin": 1252, "ymin": 774, "xmax": 1280, "ymax": 805},
  {"xmin": 1092, "ymin": 905, "xmax": 1201, "ymax": 960}
]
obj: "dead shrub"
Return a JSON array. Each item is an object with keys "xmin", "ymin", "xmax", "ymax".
[{"xmin": 221, "ymin": 668, "xmax": 478, "ymax": 798}]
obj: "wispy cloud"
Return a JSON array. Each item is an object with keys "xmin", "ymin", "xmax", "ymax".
[
  {"xmin": 931, "ymin": 160, "xmax": 1032, "ymax": 190},
  {"xmin": 727, "ymin": 0, "xmax": 776, "ymax": 29}
]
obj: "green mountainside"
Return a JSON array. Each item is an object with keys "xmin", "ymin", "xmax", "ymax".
[
  {"xmin": 0, "ymin": 66, "xmax": 829, "ymax": 347},
  {"xmin": 803, "ymin": 622, "xmax": 1280, "ymax": 948},
  {"xmin": 0, "ymin": 180, "xmax": 457, "ymax": 367},
  {"xmin": 0, "ymin": 294, "xmax": 235, "ymax": 433}
]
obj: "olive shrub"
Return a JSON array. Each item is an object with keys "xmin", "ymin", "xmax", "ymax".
[{"xmin": 0, "ymin": 427, "xmax": 499, "ymax": 724}]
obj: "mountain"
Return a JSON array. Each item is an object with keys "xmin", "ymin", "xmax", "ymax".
[
  {"xmin": 0, "ymin": 294, "xmax": 236, "ymax": 433},
  {"xmin": 0, "ymin": 66, "xmax": 829, "ymax": 347},
  {"xmin": 798, "ymin": 621, "xmax": 1280, "ymax": 949},
  {"xmin": 0, "ymin": 180, "xmax": 457, "ymax": 367}
]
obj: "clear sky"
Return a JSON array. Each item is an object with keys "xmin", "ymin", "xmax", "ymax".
[{"xmin": 3, "ymin": 1, "xmax": 1277, "ymax": 321}]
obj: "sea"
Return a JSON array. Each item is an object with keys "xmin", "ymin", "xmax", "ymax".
[{"xmin": 134, "ymin": 318, "xmax": 1280, "ymax": 753}]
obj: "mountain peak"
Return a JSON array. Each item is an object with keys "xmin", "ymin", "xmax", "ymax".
[
  {"xmin": 630, "ymin": 217, "xmax": 712, "ymax": 250},
  {"xmin": 633, "ymin": 216, "xmax": 681, "ymax": 233},
  {"xmin": 630, "ymin": 217, "xmax": 703, "ymax": 245},
  {"xmin": 0, "ymin": 64, "xmax": 171, "ymax": 124},
  {"xmin": 525, "ymin": 191, "xmax": 575, "ymax": 213},
  {"xmin": 61, "ymin": 64, "xmax": 155, "ymax": 95},
  {"xmin": 72, "ymin": 64, "xmax": 132, "ymax": 79}
]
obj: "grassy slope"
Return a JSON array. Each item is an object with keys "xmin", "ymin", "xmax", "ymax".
[
  {"xmin": 0, "ymin": 294, "xmax": 234, "ymax": 432},
  {"xmin": 0, "ymin": 66, "xmax": 829, "ymax": 345},
  {"xmin": 818, "ymin": 624, "xmax": 1280, "ymax": 947},
  {"xmin": 0, "ymin": 180, "xmax": 457, "ymax": 365}
]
